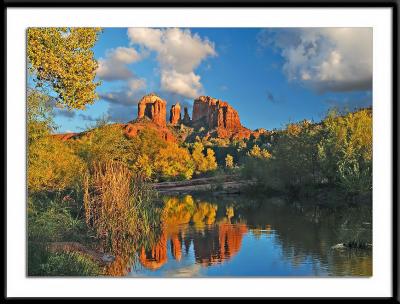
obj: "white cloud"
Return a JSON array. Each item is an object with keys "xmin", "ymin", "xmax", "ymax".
[
  {"xmin": 97, "ymin": 47, "xmax": 141, "ymax": 81},
  {"xmin": 160, "ymin": 70, "xmax": 202, "ymax": 99},
  {"xmin": 127, "ymin": 27, "xmax": 216, "ymax": 98},
  {"xmin": 258, "ymin": 28, "xmax": 372, "ymax": 93}
]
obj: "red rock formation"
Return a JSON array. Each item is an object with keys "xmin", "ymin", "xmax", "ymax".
[
  {"xmin": 122, "ymin": 122, "xmax": 176, "ymax": 142},
  {"xmin": 192, "ymin": 96, "xmax": 252, "ymax": 139},
  {"xmin": 53, "ymin": 94, "xmax": 267, "ymax": 143},
  {"xmin": 169, "ymin": 103, "xmax": 181, "ymax": 125},
  {"xmin": 251, "ymin": 128, "xmax": 270, "ymax": 139},
  {"xmin": 137, "ymin": 93, "xmax": 167, "ymax": 127}
]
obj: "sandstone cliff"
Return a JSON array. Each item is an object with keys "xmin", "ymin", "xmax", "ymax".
[
  {"xmin": 191, "ymin": 96, "xmax": 251, "ymax": 139},
  {"xmin": 169, "ymin": 103, "xmax": 181, "ymax": 125},
  {"xmin": 137, "ymin": 93, "xmax": 167, "ymax": 127}
]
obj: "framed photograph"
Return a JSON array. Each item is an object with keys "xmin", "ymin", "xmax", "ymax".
[{"xmin": 5, "ymin": 1, "xmax": 398, "ymax": 300}]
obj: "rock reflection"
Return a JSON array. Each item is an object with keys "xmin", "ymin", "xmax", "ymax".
[{"xmin": 137, "ymin": 195, "xmax": 248, "ymax": 270}]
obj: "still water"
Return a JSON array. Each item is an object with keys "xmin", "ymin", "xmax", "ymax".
[{"xmin": 127, "ymin": 194, "xmax": 372, "ymax": 277}]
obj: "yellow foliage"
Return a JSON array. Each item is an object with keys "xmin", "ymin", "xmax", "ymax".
[
  {"xmin": 225, "ymin": 154, "xmax": 234, "ymax": 168},
  {"xmin": 27, "ymin": 27, "xmax": 101, "ymax": 110},
  {"xmin": 191, "ymin": 142, "xmax": 218, "ymax": 174},
  {"xmin": 28, "ymin": 136, "xmax": 86, "ymax": 192},
  {"xmin": 205, "ymin": 148, "xmax": 218, "ymax": 171},
  {"xmin": 155, "ymin": 143, "xmax": 194, "ymax": 180},
  {"xmin": 192, "ymin": 202, "xmax": 218, "ymax": 228},
  {"xmin": 247, "ymin": 144, "xmax": 271, "ymax": 159}
]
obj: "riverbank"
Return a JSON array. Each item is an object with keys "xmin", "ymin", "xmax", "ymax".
[{"xmin": 152, "ymin": 175, "xmax": 256, "ymax": 195}]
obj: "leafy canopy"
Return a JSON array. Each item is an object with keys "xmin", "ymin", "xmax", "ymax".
[{"xmin": 27, "ymin": 27, "xmax": 102, "ymax": 110}]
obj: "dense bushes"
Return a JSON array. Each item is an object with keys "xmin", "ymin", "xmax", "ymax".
[
  {"xmin": 37, "ymin": 252, "xmax": 101, "ymax": 276},
  {"xmin": 28, "ymin": 137, "xmax": 87, "ymax": 192},
  {"xmin": 27, "ymin": 91, "xmax": 87, "ymax": 193},
  {"xmin": 241, "ymin": 108, "xmax": 372, "ymax": 197},
  {"xmin": 76, "ymin": 124, "xmax": 218, "ymax": 182}
]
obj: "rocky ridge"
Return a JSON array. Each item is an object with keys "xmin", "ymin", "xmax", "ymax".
[{"xmin": 55, "ymin": 93, "xmax": 263, "ymax": 142}]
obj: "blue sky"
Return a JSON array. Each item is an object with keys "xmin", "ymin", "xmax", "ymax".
[{"xmin": 53, "ymin": 28, "xmax": 372, "ymax": 133}]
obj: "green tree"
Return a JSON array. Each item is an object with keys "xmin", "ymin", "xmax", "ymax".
[
  {"xmin": 27, "ymin": 90, "xmax": 55, "ymax": 144},
  {"xmin": 27, "ymin": 27, "xmax": 102, "ymax": 110},
  {"xmin": 318, "ymin": 108, "xmax": 372, "ymax": 192}
]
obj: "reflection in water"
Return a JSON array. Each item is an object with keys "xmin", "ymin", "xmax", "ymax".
[
  {"xmin": 137, "ymin": 196, "xmax": 248, "ymax": 270},
  {"xmin": 105, "ymin": 194, "xmax": 372, "ymax": 277}
]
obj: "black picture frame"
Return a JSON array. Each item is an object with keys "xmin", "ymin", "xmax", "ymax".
[{"xmin": 3, "ymin": 0, "xmax": 398, "ymax": 301}]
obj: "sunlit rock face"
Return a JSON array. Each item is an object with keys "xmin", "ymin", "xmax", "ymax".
[
  {"xmin": 137, "ymin": 93, "xmax": 167, "ymax": 127},
  {"xmin": 192, "ymin": 96, "xmax": 241, "ymax": 130},
  {"xmin": 122, "ymin": 122, "xmax": 176, "ymax": 142},
  {"xmin": 191, "ymin": 96, "xmax": 252, "ymax": 139},
  {"xmin": 169, "ymin": 103, "xmax": 181, "ymax": 125}
]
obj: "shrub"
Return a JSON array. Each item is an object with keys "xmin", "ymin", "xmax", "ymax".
[
  {"xmin": 38, "ymin": 252, "xmax": 101, "ymax": 276},
  {"xmin": 28, "ymin": 136, "xmax": 86, "ymax": 192},
  {"xmin": 241, "ymin": 108, "xmax": 372, "ymax": 197},
  {"xmin": 78, "ymin": 125, "xmax": 166, "ymax": 180},
  {"xmin": 28, "ymin": 197, "xmax": 85, "ymax": 242}
]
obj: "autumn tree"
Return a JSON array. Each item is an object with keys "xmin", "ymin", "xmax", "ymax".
[
  {"xmin": 225, "ymin": 154, "xmax": 234, "ymax": 169},
  {"xmin": 27, "ymin": 89, "xmax": 55, "ymax": 144},
  {"xmin": 154, "ymin": 143, "xmax": 195, "ymax": 181},
  {"xmin": 27, "ymin": 90, "xmax": 86, "ymax": 192},
  {"xmin": 318, "ymin": 108, "xmax": 372, "ymax": 193},
  {"xmin": 205, "ymin": 148, "xmax": 218, "ymax": 171},
  {"xmin": 191, "ymin": 142, "xmax": 218, "ymax": 175},
  {"xmin": 27, "ymin": 27, "xmax": 102, "ymax": 110},
  {"xmin": 247, "ymin": 144, "xmax": 271, "ymax": 159}
]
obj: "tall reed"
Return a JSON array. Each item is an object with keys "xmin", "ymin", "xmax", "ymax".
[{"xmin": 83, "ymin": 161, "xmax": 161, "ymax": 251}]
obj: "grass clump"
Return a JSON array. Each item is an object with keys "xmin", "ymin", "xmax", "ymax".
[{"xmin": 38, "ymin": 252, "xmax": 101, "ymax": 276}]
